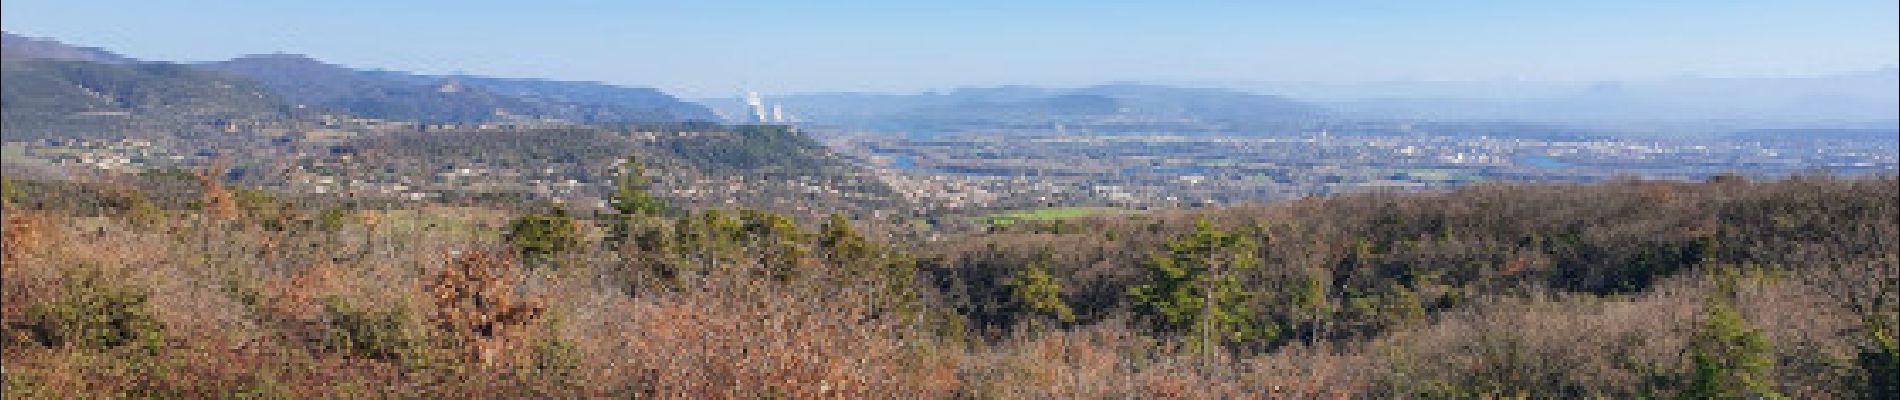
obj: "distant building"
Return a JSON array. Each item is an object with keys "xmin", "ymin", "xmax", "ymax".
[
  {"xmin": 742, "ymin": 91, "xmax": 793, "ymax": 124},
  {"xmin": 744, "ymin": 91, "xmax": 768, "ymax": 123}
]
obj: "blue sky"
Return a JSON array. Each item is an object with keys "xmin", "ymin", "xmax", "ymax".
[{"xmin": 4, "ymin": 0, "xmax": 1895, "ymax": 97}]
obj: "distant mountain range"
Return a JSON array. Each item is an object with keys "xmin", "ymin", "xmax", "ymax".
[
  {"xmin": 1199, "ymin": 69, "xmax": 1900, "ymax": 134},
  {"xmin": 701, "ymin": 84, "xmax": 1335, "ymax": 135},
  {"xmin": 6, "ymin": 30, "xmax": 1892, "ymax": 141},
  {"xmin": 713, "ymin": 70, "xmax": 1898, "ymax": 137},
  {"xmin": 0, "ymin": 31, "xmax": 715, "ymax": 136}
]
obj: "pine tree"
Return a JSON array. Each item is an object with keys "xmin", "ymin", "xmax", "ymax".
[
  {"xmin": 504, "ymin": 208, "xmax": 581, "ymax": 264},
  {"xmin": 737, "ymin": 209, "xmax": 810, "ymax": 279},
  {"xmin": 818, "ymin": 213, "xmax": 916, "ymax": 318},
  {"xmin": 605, "ymin": 156, "xmax": 667, "ymax": 245},
  {"xmin": 609, "ymin": 157, "xmax": 667, "ymax": 217},
  {"xmin": 1680, "ymin": 268, "xmax": 1783, "ymax": 400},
  {"xmin": 1861, "ymin": 324, "xmax": 1898, "ymax": 400},
  {"xmin": 819, "ymin": 213, "xmax": 874, "ymax": 271},
  {"xmin": 1005, "ymin": 260, "xmax": 1076, "ymax": 328},
  {"xmin": 1292, "ymin": 269, "xmax": 1332, "ymax": 346},
  {"xmin": 1128, "ymin": 217, "xmax": 1262, "ymax": 355}
]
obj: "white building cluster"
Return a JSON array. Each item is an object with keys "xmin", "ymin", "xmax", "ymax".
[{"xmin": 743, "ymin": 91, "xmax": 793, "ymax": 124}]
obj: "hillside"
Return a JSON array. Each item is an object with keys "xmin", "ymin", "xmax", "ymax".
[
  {"xmin": 0, "ymin": 33, "xmax": 720, "ymax": 127},
  {"xmin": 0, "ymin": 59, "xmax": 299, "ymax": 141},
  {"xmin": 0, "ymin": 34, "xmax": 313, "ymax": 142},
  {"xmin": 1, "ymin": 35, "xmax": 892, "ymax": 221},
  {"xmin": 2, "ymin": 175, "xmax": 1892, "ymax": 398},
  {"xmin": 202, "ymin": 54, "xmax": 717, "ymax": 124}
]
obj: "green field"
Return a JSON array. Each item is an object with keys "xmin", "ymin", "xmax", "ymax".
[
  {"xmin": 979, "ymin": 207, "xmax": 1124, "ymax": 225},
  {"xmin": 0, "ymin": 142, "xmax": 53, "ymax": 168}
]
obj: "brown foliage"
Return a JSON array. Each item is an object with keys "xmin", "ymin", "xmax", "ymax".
[
  {"xmin": 427, "ymin": 248, "xmax": 545, "ymax": 368},
  {"xmin": 1, "ymin": 211, "xmax": 57, "ymax": 346},
  {"xmin": 554, "ymin": 271, "xmax": 956, "ymax": 398},
  {"xmin": 2, "ymin": 209, "xmax": 52, "ymax": 264},
  {"xmin": 194, "ymin": 163, "xmax": 238, "ymax": 220}
]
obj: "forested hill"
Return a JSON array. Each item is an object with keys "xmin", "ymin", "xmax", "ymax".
[
  {"xmin": 1, "ymin": 31, "xmax": 717, "ymax": 129},
  {"xmin": 0, "ymin": 59, "xmax": 301, "ymax": 141},
  {"xmin": 202, "ymin": 53, "xmax": 717, "ymax": 124}
]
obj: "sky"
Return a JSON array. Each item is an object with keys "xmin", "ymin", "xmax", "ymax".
[{"xmin": 4, "ymin": 0, "xmax": 1896, "ymax": 97}]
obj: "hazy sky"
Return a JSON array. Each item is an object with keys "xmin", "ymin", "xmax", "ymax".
[{"xmin": 4, "ymin": 0, "xmax": 1895, "ymax": 97}]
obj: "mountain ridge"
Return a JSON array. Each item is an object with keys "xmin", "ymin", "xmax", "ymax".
[
  {"xmin": 202, "ymin": 53, "xmax": 718, "ymax": 124},
  {"xmin": 1, "ymin": 32, "xmax": 719, "ymax": 128},
  {"xmin": 0, "ymin": 32, "xmax": 138, "ymax": 64}
]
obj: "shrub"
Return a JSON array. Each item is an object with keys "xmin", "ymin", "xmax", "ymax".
[
  {"xmin": 0, "ymin": 174, "xmax": 20, "ymax": 204},
  {"xmin": 101, "ymin": 187, "xmax": 162, "ymax": 227},
  {"xmin": 319, "ymin": 296, "xmax": 419, "ymax": 361},
  {"xmin": 428, "ymin": 249, "xmax": 545, "ymax": 367},
  {"xmin": 503, "ymin": 210, "xmax": 581, "ymax": 263},
  {"xmin": 18, "ymin": 269, "xmax": 164, "ymax": 350}
]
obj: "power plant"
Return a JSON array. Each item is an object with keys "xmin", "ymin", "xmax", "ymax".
[{"xmin": 743, "ymin": 91, "xmax": 791, "ymax": 123}]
